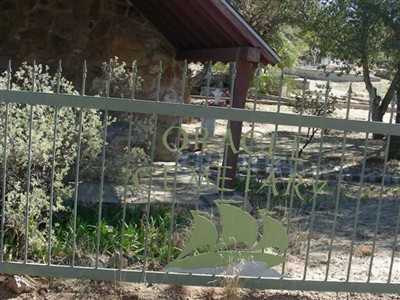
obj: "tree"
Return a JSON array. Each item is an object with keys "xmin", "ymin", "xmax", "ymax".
[
  {"xmin": 229, "ymin": 0, "xmax": 310, "ymax": 97},
  {"xmin": 378, "ymin": 0, "xmax": 400, "ymax": 159},
  {"xmin": 307, "ymin": 1, "xmax": 400, "ymax": 131},
  {"xmin": 231, "ymin": 0, "xmax": 400, "ymax": 159},
  {"xmin": 307, "ymin": 0, "xmax": 400, "ymax": 160},
  {"xmin": 229, "ymin": 0, "xmax": 309, "ymax": 69}
]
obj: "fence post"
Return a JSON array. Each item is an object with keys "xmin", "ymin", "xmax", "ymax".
[{"xmin": 222, "ymin": 60, "xmax": 256, "ymax": 192}]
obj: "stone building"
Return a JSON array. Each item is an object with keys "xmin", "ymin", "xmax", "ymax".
[{"xmin": 1, "ymin": 0, "xmax": 185, "ymax": 99}]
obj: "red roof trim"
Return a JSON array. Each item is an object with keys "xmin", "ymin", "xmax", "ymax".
[
  {"xmin": 133, "ymin": 0, "xmax": 280, "ymax": 65},
  {"xmin": 176, "ymin": 47, "xmax": 261, "ymax": 63}
]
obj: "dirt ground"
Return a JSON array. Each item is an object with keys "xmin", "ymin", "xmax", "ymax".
[
  {"xmin": 1, "ymin": 276, "xmax": 400, "ymax": 300},
  {"xmin": 183, "ymin": 97, "xmax": 400, "ymax": 280}
]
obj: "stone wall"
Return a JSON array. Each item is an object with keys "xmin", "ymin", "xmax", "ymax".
[{"xmin": 0, "ymin": 0, "xmax": 185, "ymax": 160}]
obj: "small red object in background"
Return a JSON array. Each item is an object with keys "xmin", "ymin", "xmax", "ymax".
[{"xmin": 207, "ymin": 100, "xmax": 227, "ymax": 107}]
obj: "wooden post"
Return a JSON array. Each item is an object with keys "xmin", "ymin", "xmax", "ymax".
[
  {"xmin": 222, "ymin": 60, "xmax": 256, "ymax": 192},
  {"xmin": 174, "ymin": 47, "xmax": 264, "ymax": 193}
]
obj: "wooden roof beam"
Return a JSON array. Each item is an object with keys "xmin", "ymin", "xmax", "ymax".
[{"xmin": 176, "ymin": 47, "xmax": 261, "ymax": 63}]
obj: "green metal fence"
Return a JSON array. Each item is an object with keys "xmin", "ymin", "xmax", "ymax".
[{"xmin": 0, "ymin": 60, "xmax": 399, "ymax": 294}]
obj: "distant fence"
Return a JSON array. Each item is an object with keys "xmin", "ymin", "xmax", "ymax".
[{"xmin": 0, "ymin": 60, "xmax": 399, "ymax": 294}]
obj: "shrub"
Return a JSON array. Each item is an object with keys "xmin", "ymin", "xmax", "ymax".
[
  {"xmin": 291, "ymin": 89, "xmax": 339, "ymax": 157},
  {"xmin": 252, "ymin": 65, "xmax": 294, "ymax": 96},
  {"xmin": 96, "ymin": 56, "xmax": 143, "ymax": 99},
  {"xmin": 212, "ymin": 62, "xmax": 229, "ymax": 75},
  {"xmin": 83, "ymin": 57, "xmax": 151, "ymax": 184},
  {"xmin": 0, "ymin": 62, "xmax": 104, "ymax": 259}
]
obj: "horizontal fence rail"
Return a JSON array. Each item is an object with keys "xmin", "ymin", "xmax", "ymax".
[
  {"xmin": 2, "ymin": 90, "xmax": 400, "ymax": 137},
  {"xmin": 0, "ymin": 60, "xmax": 399, "ymax": 295}
]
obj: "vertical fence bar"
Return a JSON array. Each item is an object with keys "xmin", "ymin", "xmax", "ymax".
[
  {"xmin": 95, "ymin": 59, "xmax": 112, "ymax": 268},
  {"xmin": 388, "ymin": 172, "xmax": 399, "ymax": 280},
  {"xmin": 303, "ymin": 79, "xmax": 331, "ymax": 280},
  {"xmin": 325, "ymin": 85, "xmax": 352, "ymax": 280},
  {"xmin": 220, "ymin": 62, "xmax": 236, "ymax": 200},
  {"xmin": 248, "ymin": 64, "xmax": 261, "ymax": 150},
  {"xmin": 47, "ymin": 60, "xmax": 62, "ymax": 265},
  {"xmin": 387, "ymin": 96, "xmax": 398, "ymax": 283},
  {"xmin": 281, "ymin": 77, "xmax": 307, "ymax": 275},
  {"xmin": 119, "ymin": 61, "xmax": 137, "ymax": 270},
  {"xmin": 196, "ymin": 62, "xmax": 213, "ymax": 210},
  {"xmin": 143, "ymin": 61, "xmax": 162, "ymax": 275},
  {"xmin": 367, "ymin": 97, "xmax": 396, "ymax": 282},
  {"xmin": 2, "ymin": 60, "xmax": 400, "ymax": 290},
  {"xmin": 244, "ymin": 64, "xmax": 261, "ymax": 208},
  {"xmin": 266, "ymin": 70, "xmax": 284, "ymax": 211},
  {"xmin": 167, "ymin": 61, "xmax": 188, "ymax": 263},
  {"xmin": 228, "ymin": 63, "xmax": 236, "ymax": 112},
  {"xmin": 72, "ymin": 61, "xmax": 87, "ymax": 267},
  {"xmin": 388, "ymin": 198, "xmax": 400, "ymax": 283},
  {"xmin": 346, "ymin": 83, "xmax": 370, "ymax": 281},
  {"xmin": 0, "ymin": 61, "xmax": 11, "ymax": 262},
  {"xmin": 24, "ymin": 61, "xmax": 36, "ymax": 263}
]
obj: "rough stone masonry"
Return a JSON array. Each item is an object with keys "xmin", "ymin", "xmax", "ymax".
[{"xmin": 0, "ymin": 0, "xmax": 187, "ymax": 160}]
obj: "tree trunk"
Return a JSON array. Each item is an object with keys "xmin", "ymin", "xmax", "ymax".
[
  {"xmin": 182, "ymin": 63, "xmax": 209, "ymax": 123},
  {"xmin": 388, "ymin": 135, "xmax": 400, "ymax": 161},
  {"xmin": 371, "ymin": 97, "xmax": 385, "ymax": 140},
  {"xmin": 364, "ymin": 58, "xmax": 400, "ymax": 139},
  {"xmin": 371, "ymin": 81, "xmax": 400, "ymax": 139},
  {"xmin": 184, "ymin": 62, "xmax": 210, "ymax": 104},
  {"xmin": 361, "ymin": 53, "xmax": 384, "ymax": 139},
  {"xmin": 388, "ymin": 84, "xmax": 400, "ymax": 160}
]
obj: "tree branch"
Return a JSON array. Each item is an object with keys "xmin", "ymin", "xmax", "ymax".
[
  {"xmin": 361, "ymin": 52, "xmax": 375, "ymax": 99},
  {"xmin": 379, "ymin": 64, "xmax": 400, "ymax": 115},
  {"xmin": 184, "ymin": 62, "xmax": 211, "ymax": 104}
]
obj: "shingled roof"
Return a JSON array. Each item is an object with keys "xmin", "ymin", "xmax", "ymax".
[{"xmin": 134, "ymin": 0, "xmax": 280, "ymax": 65}]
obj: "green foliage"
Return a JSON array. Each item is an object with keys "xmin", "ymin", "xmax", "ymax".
[
  {"xmin": 83, "ymin": 56, "xmax": 152, "ymax": 184},
  {"xmin": 228, "ymin": 0, "xmax": 304, "ymax": 38},
  {"xmin": 230, "ymin": 0, "xmax": 399, "ymax": 123},
  {"xmin": 229, "ymin": 0, "xmax": 311, "ymax": 69},
  {"xmin": 52, "ymin": 205, "xmax": 190, "ymax": 268},
  {"xmin": 258, "ymin": 66, "xmax": 283, "ymax": 96},
  {"xmin": 0, "ymin": 62, "xmax": 104, "ymax": 259},
  {"xmin": 96, "ymin": 56, "xmax": 143, "ymax": 99},
  {"xmin": 306, "ymin": 0, "xmax": 400, "ymax": 122},
  {"xmin": 252, "ymin": 65, "xmax": 293, "ymax": 96},
  {"xmin": 9, "ymin": 63, "xmax": 78, "ymax": 94},
  {"xmin": 379, "ymin": 1, "xmax": 400, "ymax": 74},
  {"xmin": 212, "ymin": 62, "xmax": 229, "ymax": 75},
  {"xmin": 311, "ymin": 0, "xmax": 398, "ymax": 68},
  {"xmin": 269, "ymin": 25, "xmax": 309, "ymax": 69},
  {"xmin": 0, "ymin": 59, "xmax": 157, "ymax": 263}
]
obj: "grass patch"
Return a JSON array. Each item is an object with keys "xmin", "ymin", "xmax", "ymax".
[{"xmin": 4, "ymin": 203, "xmax": 191, "ymax": 269}]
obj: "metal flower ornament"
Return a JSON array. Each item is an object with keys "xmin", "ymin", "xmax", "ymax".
[{"xmin": 168, "ymin": 200, "xmax": 288, "ymax": 270}]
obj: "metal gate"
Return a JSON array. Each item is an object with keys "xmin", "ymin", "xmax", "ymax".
[{"xmin": 0, "ymin": 60, "xmax": 399, "ymax": 294}]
